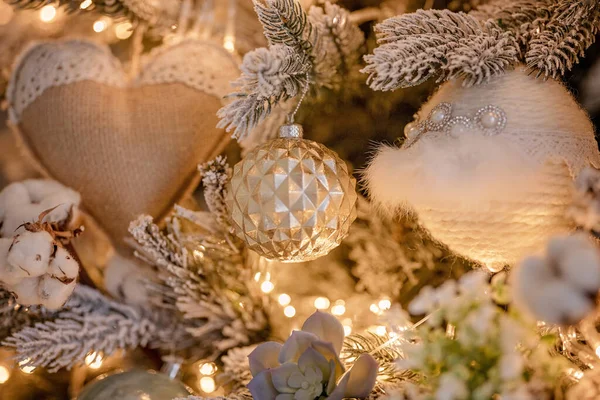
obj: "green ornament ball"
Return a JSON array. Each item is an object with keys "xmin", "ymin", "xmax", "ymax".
[{"xmin": 77, "ymin": 369, "xmax": 191, "ymax": 400}]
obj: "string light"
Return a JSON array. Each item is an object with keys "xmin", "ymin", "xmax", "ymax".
[
  {"xmin": 369, "ymin": 303, "xmax": 380, "ymax": 314},
  {"xmin": 374, "ymin": 325, "xmax": 387, "ymax": 336},
  {"xmin": 93, "ymin": 19, "xmax": 108, "ymax": 33},
  {"xmin": 284, "ymin": 305, "xmax": 296, "ymax": 318},
  {"xmin": 80, "ymin": 0, "xmax": 92, "ymax": 9},
  {"xmin": 254, "ymin": 272, "xmax": 261, "ymax": 282},
  {"xmin": 378, "ymin": 299, "xmax": 392, "ymax": 310},
  {"xmin": 85, "ymin": 351, "xmax": 104, "ymax": 369},
  {"xmin": 200, "ymin": 376, "xmax": 216, "ymax": 393},
  {"xmin": 223, "ymin": 35, "xmax": 235, "ymax": 53},
  {"xmin": 278, "ymin": 293, "xmax": 291, "ymax": 306},
  {"xmin": 314, "ymin": 297, "xmax": 330, "ymax": 310},
  {"xmin": 18, "ymin": 359, "xmax": 36, "ymax": 374},
  {"xmin": 260, "ymin": 280, "xmax": 274, "ymax": 294},
  {"xmin": 39, "ymin": 5, "xmax": 57, "ymax": 23},
  {"xmin": 331, "ymin": 304, "xmax": 346, "ymax": 316},
  {"xmin": 0, "ymin": 366, "xmax": 10, "ymax": 384},
  {"xmin": 115, "ymin": 22, "xmax": 133, "ymax": 40},
  {"xmin": 199, "ymin": 362, "xmax": 217, "ymax": 376},
  {"xmin": 343, "ymin": 325, "xmax": 352, "ymax": 336}
]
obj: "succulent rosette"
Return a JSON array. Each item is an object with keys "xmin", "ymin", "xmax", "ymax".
[{"xmin": 248, "ymin": 311, "xmax": 378, "ymax": 400}]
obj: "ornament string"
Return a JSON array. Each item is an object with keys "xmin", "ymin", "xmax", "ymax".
[
  {"xmin": 129, "ymin": 23, "xmax": 147, "ymax": 78},
  {"xmin": 287, "ymin": 73, "xmax": 311, "ymax": 125}
]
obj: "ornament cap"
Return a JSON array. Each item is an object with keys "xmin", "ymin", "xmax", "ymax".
[{"xmin": 279, "ymin": 123, "xmax": 304, "ymax": 138}]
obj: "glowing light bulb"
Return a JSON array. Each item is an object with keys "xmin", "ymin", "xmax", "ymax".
[
  {"xmin": 260, "ymin": 281, "xmax": 274, "ymax": 293},
  {"xmin": 39, "ymin": 5, "xmax": 57, "ymax": 23},
  {"xmin": 200, "ymin": 376, "xmax": 216, "ymax": 393},
  {"xmin": 284, "ymin": 305, "xmax": 296, "ymax": 318},
  {"xmin": 0, "ymin": 366, "xmax": 10, "ymax": 384},
  {"xmin": 223, "ymin": 35, "xmax": 235, "ymax": 53},
  {"xmin": 85, "ymin": 351, "xmax": 103, "ymax": 369},
  {"xmin": 343, "ymin": 325, "xmax": 352, "ymax": 336},
  {"xmin": 314, "ymin": 297, "xmax": 330, "ymax": 310},
  {"xmin": 199, "ymin": 362, "xmax": 217, "ymax": 376},
  {"xmin": 378, "ymin": 299, "xmax": 391, "ymax": 310},
  {"xmin": 254, "ymin": 272, "xmax": 261, "ymax": 282},
  {"xmin": 93, "ymin": 19, "xmax": 108, "ymax": 33},
  {"xmin": 19, "ymin": 359, "xmax": 35, "ymax": 374},
  {"xmin": 369, "ymin": 304, "xmax": 380, "ymax": 314},
  {"xmin": 375, "ymin": 325, "xmax": 387, "ymax": 336},
  {"xmin": 80, "ymin": 0, "xmax": 92, "ymax": 9},
  {"xmin": 595, "ymin": 346, "xmax": 600, "ymax": 358},
  {"xmin": 115, "ymin": 21, "xmax": 133, "ymax": 39},
  {"xmin": 331, "ymin": 304, "xmax": 346, "ymax": 316},
  {"xmin": 278, "ymin": 293, "xmax": 291, "ymax": 306}
]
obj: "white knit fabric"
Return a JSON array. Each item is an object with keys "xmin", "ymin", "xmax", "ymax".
[
  {"xmin": 366, "ymin": 67, "xmax": 600, "ymax": 271},
  {"xmin": 7, "ymin": 38, "xmax": 239, "ymax": 124}
]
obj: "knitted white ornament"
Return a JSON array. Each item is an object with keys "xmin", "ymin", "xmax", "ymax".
[{"xmin": 366, "ymin": 67, "xmax": 600, "ymax": 271}]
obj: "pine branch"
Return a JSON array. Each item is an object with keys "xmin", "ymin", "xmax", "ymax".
[
  {"xmin": 254, "ymin": 0, "xmax": 315, "ymax": 56},
  {"xmin": 0, "ymin": 288, "xmax": 50, "ymax": 341},
  {"xmin": 217, "ymin": 45, "xmax": 310, "ymax": 140},
  {"xmin": 363, "ymin": 10, "xmax": 519, "ymax": 90},
  {"xmin": 3, "ymin": 285, "xmax": 191, "ymax": 372},
  {"xmin": 343, "ymin": 333, "xmax": 418, "ymax": 384},
  {"xmin": 198, "ymin": 156, "xmax": 233, "ymax": 232},
  {"xmin": 218, "ymin": 0, "xmax": 364, "ymax": 142},
  {"xmin": 526, "ymin": 1, "xmax": 600, "ymax": 79},
  {"xmin": 129, "ymin": 214, "xmax": 269, "ymax": 357}
]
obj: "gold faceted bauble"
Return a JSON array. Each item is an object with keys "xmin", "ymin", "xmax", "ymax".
[{"xmin": 226, "ymin": 128, "xmax": 357, "ymax": 262}]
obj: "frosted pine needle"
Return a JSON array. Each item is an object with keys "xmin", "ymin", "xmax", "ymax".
[{"xmin": 3, "ymin": 285, "xmax": 190, "ymax": 372}]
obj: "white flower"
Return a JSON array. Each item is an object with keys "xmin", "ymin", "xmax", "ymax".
[
  {"xmin": 436, "ymin": 373, "xmax": 468, "ymax": 400},
  {"xmin": 499, "ymin": 353, "xmax": 523, "ymax": 380},
  {"xmin": 409, "ymin": 285, "xmax": 437, "ymax": 315},
  {"xmin": 248, "ymin": 311, "xmax": 378, "ymax": 400}
]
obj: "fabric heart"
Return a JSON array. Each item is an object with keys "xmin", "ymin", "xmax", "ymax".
[{"xmin": 6, "ymin": 39, "xmax": 238, "ymax": 246}]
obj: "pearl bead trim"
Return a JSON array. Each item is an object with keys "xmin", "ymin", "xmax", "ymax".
[{"xmin": 402, "ymin": 103, "xmax": 508, "ymax": 147}]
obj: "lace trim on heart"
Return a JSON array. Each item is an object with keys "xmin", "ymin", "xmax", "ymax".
[
  {"xmin": 7, "ymin": 40, "xmax": 127, "ymax": 124},
  {"xmin": 135, "ymin": 39, "xmax": 239, "ymax": 101},
  {"xmin": 7, "ymin": 39, "xmax": 239, "ymax": 124}
]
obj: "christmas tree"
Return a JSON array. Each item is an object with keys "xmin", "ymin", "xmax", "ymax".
[{"xmin": 1, "ymin": 0, "xmax": 600, "ymax": 399}]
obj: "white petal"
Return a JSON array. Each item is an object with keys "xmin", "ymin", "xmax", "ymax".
[
  {"xmin": 278, "ymin": 331, "xmax": 319, "ymax": 364},
  {"xmin": 249, "ymin": 341, "xmax": 283, "ymax": 376},
  {"xmin": 248, "ymin": 370, "xmax": 278, "ymax": 400},
  {"xmin": 37, "ymin": 275, "xmax": 76, "ymax": 310},
  {"xmin": 301, "ymin": 311, "xmax": 345, "ymax": 355},
  {"xmin": 338, "ymin": 354, "xmax": 378, "ymax": 398},
  {"xmin": 271, "ymin": 363, "xmax": 301, "ymax": 393}
]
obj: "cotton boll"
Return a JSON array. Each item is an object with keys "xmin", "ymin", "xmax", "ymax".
[
  {"xmin": 6, "ymin": 231, "xmax": 55, "ymax": 278},
  {"xmin": 0, "ymin": 182, "xmax": 30, "ymax": 219},
  {"xmin": 9, "ymin": 277, "xmax": 41, "ymax": 306},
  {"xmin": 548, "ymin": 234, "xmax": 600, "ymax": 293},
  {"xmin": 104, "ymin": 254, "xmax": 151, "ymax": 305},
  {"xmin": 0, "ymin": 204, "xmax": 44, "ymax": 237},
  {"xmin": 48, "ymin": 247, "xmax": 79, "ymax": 282},
  {"xmin": 0, "ymin": 238, "xmax": 21, "ymax": 285},
  {"xmin": 37, "ymin": 275, "xmax": 76, "ymax": 310}
]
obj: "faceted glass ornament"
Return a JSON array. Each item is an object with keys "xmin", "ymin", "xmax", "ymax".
[
  {"xmin": 77, "ymin": 369, "xmax": 191, "ymax": 400},
  {"xmin": 227, "ymin": 137, "xmax": 358, "ymax": 262}
]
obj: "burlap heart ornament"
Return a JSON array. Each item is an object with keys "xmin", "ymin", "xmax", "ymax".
[{"xmin": 7, "ymin": 39, "xmax": 239, "ymax": 246}]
